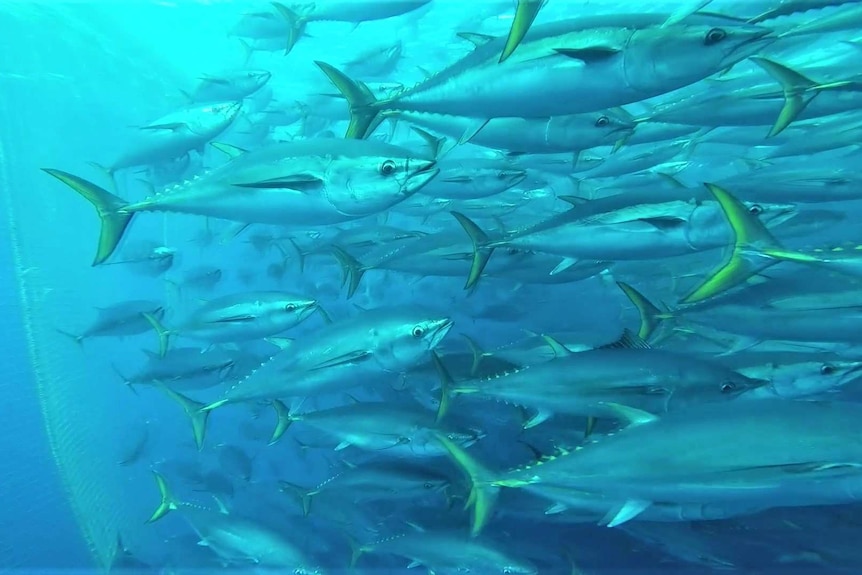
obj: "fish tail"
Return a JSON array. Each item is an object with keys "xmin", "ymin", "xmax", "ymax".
[
  {"xmin": 314, "ymin": 60, "xmax": 384, "ymax": 139},
  {"xmin": 271, "ymin": 2, "xmax": 306, "ymax": 55},
  {"xmin": 55, "ymin": 328, "xmax": 84, "ymax": 348},
  {"xmin": 42, "ymin": 169, "xmax": 134, "ymax": 266},
  {"xmin": 237, "ymin": 38, "xmax": 253, "ymax": 65},
  {"xmin": 146, "ymin": 471, "xmax": 179, "ymax": 523},
  {"xmin": 346, "ymin": 535, "xmax": 370, "ymax": 569},
  {"xmin": 314, "ymin": 304, "xmax": 334, "ymax": 325},
  {"xmin": 110, "ymin": 363, "xmax": 138, "ymax": 395},
  {"xmin": 86, "ymin": 161, "xmax": 118, "ymax": 189},
  {"xmin": 435, "ymin": 432, "xmax": 499, "ymax": 537},
  {"xmin": 681, "ymin": 183, "xmax": 803, "ymax": 304},
  {"xmin": 164, "ymin": 278, "xmax": 182, "ymax": 307},
  {"xmin": 460, "ymin": 334, "xmax": 486, "ymax": 377},
  {"xmin": 285, "ymin": 238, "xmax": 307, "ymax": 273},
  {"xmin": 681, "ymin": 184, "xmax": 781, "ymax": 303},
  {"xmin": 157, "ymin": 385, "xmax": 209, "ymax": 450},
  {"xmin": 330, "ymin": 244, "xmax": 366, "ymax": 299},
  {"xmin": 615, "ymin": 282, "xmax": 671, "ymax": 342},
  {"xmin": 429, "ymin": 350, "xmax": 454, "ymax": 422},
  {"xmin": 749, "ymin": 57, "xmax": 819, "ymax": 138},
  {"xmin": 450, "ymin": 211, "xmax": 495, "ymax": 290},
  {"xmin": 410, "ymin": 126, "xmax": 447, "ymax": 160},
  {"xmin": 268, "ymin": 399, "xmax": 294, "ymax": 445},
  {"xmin": 142, "ymin": 312, "xmax": 171, "ymax": 358},
  {"xmin": 499, "ymin": 0, "xmax": 545, "ymax": 63},
  {"xmin": 278, "ymin": 481, "xmax": 315, "ymax": 516}
]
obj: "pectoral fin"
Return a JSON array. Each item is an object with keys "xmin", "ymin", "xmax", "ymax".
[
  {"xmin": 232, "ymin": 174, "xmax": 323, "ymax": 192},
  {"xmin": 211, "ymin": 314, "xmax": 256, "ymax": 323},
  {"xmin": 310, "ymin": 350, "xmax": 372, "ymax": 371},
  {"xmin": 554, "ymin": 47, "xmax": 621, "ymax": 62},
  {"xmin": 199, "ymin": 76, "xmax": 231, "ymax": 85},
  {"xmin": 140, "ymin": 122, "xmax": 189, "ymax": 131},
  {"xmin": 638, "ymin": 216, "xmax": 687, "ymax": 230},
  {"xmin": 602, "ymin": 499, "xmax": 652, "ymax": 527}
]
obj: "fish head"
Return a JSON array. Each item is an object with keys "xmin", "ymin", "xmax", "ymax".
[
  {"xmin": 196, "ymin": 100, "xmax": 244, "ymax": 134},
  {"xmin": 245, "ymin": 69, "xmax": 272, "ymax": 90},
  {"xmin": 324, "ymin": 142, "xmax": 439, "ymax": 217},
  {"xmin": 816, "ymin": 360, "xmax": 862, "ymax": 388},
  {"xmin": 371, "ymin": 308, "xmax": 454, "ymax": 371},
  {"xmin": 259, "ymin": 293, "xmax": 320, "ymax": 327},
  {"xmin": 741, "ymin": 199, "xmax": 797, "ymax": 229},
  {"xmin": 428, "ymin": 162, "xmax": 527, "ymax": 200},
  {"xmin": 624, "ymin": 18, "xmax": 774, "ymax": 94},
  {"xmin": 748, "ymin": 360, "xmax": 862, "ymax": 399},
  {"xmin": 713, "ymin": 372, "xmax": 771, "ymax": 400},
  {"xmin": 406, "ymin": 426, "xmax": 481, "ymax": 457},
  {"xmin": 385, "ymin": 41, "xmax": 403, "ymax": 61},
  {"xmin": 549, "ymin": 108, "xmax": 637, "ymax": 150}
]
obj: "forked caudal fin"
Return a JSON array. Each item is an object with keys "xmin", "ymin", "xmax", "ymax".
[
  {"xmin": 157, "ymin": 384, "xmax": 210, "ymax": 450},
  {"xmin": 429, "ymin": 350, "xmax": 453, "ymax": 423},
  {"xmin": 278, "ymin": 480, "xmax": 316, "ymax": 517},
  {"xmin": 615, "ymin": 282, "xmax": 672, "ymax": 342},
  {"xmin": 330, "ymin": 245, "xmax": 367, "ymax": 299},
  {"xmin": 749, "ymin": 57, "xmax": 853, "ymax": 138},
  {"xmin": 435, "ymin": 432, "xmax": 499, "ymax": 537},
  {"xmin": 680, "ymin": 183, "xmax": 819, "ymax": 304},
  {"xmin": 142, "ymin": 312, "xmax": 172, "ymax": 358},
  {"xmin": 269, "ymin": 399, "xmax": 293, "ymax": 445},
  {"xmin": 271, "ymin": 2, "xmax": 308, "ymax": 55},
  {"xmin": 146, "ymin": 471, "xmax": 179, "ymax": 523},
  {"xmin": 450, "ymin": 211, "xmax": 496, "ymax": 291},
  {"xmin": 42, "ymin": 169, "xmax": 134, "ymax": 266},
  {"xmin": 314, "ymin": 61, "xmax": 385, "ymax": 139}
]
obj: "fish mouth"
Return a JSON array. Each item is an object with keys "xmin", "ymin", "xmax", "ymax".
[
  {"xmin": 504, "ymin": 169, "xmax": 528, "ymax": 187},
  {"xmin": 722, "ymin": 27, "xmax": 776, "ymax": 66},
  {"xmin": 428, "ymin": 317, "xmax": 454, "ymax": 348},
  {"xmin": 837, "ymin": 361, "xmax": 862, "ymax": 383},
  {"xmin": 404, "ymin": 159, "xmax": 440, "ymax": 196},
  {"xmin": 296, "ymin": 299, "xmax": 325, "ymax": 321},
  {"xmin": 746, "ymin": 377, "xmax": 773, "ymax": 393},
  {"xmin": 223, "ymin": 101, "xmax": 244, "ymax": 120}
]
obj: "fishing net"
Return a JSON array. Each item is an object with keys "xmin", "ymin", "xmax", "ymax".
[{"xmin": 0, "ymin": 4, "xmax": 196, "ymax": 569}]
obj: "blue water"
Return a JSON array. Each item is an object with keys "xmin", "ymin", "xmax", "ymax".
[{"xmin": 4, "ymin": 1, "xmax": 862, "ymax": 574}]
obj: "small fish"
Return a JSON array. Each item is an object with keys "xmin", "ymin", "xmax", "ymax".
[
  {"xmin": 57, "ymin": 300, "xmax": 165, "ymax": 346},
  {"xmin": 143, "ymin": 291, "xmax": 319, "ymax": 356}
]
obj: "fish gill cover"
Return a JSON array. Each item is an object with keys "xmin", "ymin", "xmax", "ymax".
[{"xmin": 7, "ymin": 0, "xmax": 862, "ymax": 573}]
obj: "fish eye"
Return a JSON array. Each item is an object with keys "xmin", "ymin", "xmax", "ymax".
[
  {"xmin": 507, "ymin": 247, "xmax": 520, "ymax": 255},
  {"xmin": 821, "ymin": 363, "xmax": 836, "ymax": 375},
  {"xmin": 704, "ymin": 28, "xmax": 727, "ymax": 45},
  {"xmin": 379, "ymin": 159, "xmax": 397, "ymax": 176},
  {"xmin": 720, "ymin": 381, "xmax": 737, "ymax": 394},
  {"xmin": 284, "ymin": 303, "xmax": 297, "ymax": 312},
  {"xmin": 748, "ymin": 204, "xmax": 763, "ymax": 215},
  {"xmin": 423, "ymin": 482, "xmax": 433, "ymax": 489},
  {"xmin": 595, "ymin": 115, "xmax": 610, "ymax": 127},
  {"xmin": 412, "ymin": 326, "xmax": 425, "ymax": 338},
  {"xmin": 497, "ymin": 171, "xmax": 509, "ymax": 180}
]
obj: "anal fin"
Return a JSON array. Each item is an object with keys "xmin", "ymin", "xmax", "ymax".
[{"xmin": 602, "ymin": 499, "xmax": 651, "ymax": 527}]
